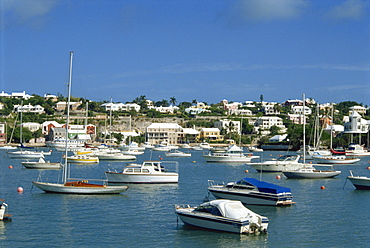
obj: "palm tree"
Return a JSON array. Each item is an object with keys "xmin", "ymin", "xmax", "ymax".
[{"xmin": 170, "ymin": 96, "xmax": 177, "ymax": 106}]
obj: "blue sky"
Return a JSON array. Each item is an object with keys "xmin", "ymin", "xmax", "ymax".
[{"xmin": 1, "ymin": 0, "xmax": 369, "ymax": 106}]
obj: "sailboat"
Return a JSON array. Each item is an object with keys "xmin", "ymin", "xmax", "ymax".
[
  {"xmin": 282, "ymin": 94, "xmax": 341, "ymax": 179},
  {"xmin": 32, "ymin": 52, "xmax": 128, "ymax": 194},
  {"xmin": 7, "ymin": 106, "xmax": 46, "ymax": 158}
]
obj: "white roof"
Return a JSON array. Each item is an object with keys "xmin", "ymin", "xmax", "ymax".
[
  {"xmin": 147, "ymin": 123, "xmax": 182, "ymax": 129},
  {"xmin": 182, "ymin": 128, "xmax": 199, "ymax": 135}
]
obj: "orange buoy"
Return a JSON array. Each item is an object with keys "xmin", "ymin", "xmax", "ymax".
[
  {"xmin": 276, "ymin": 175, "xmax": 281, "ymax": 179},
  {"xmin": 8, "ymin": 165, "xmax": 13, "ymax": 169},
  {"xmin": 17, "ymin": 187, "xmax": 24, "ymax": 193},
  {"xmin": 320, "ymin": 186, "xmax": 326, "ymax": 190},
  {"xmin": 367, "ymin": 166, "xmax": 370, "ymax": 170},
  {"xmin": 245, "ymin": 170, "xmax": 249, "ymax": 173}
]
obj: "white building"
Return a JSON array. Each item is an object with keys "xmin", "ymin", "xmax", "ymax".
[
  {"xmin": 146, "ymin": 123, "xmax": 183, "ymax": 145},
  {"xmin": 343, "ymin": 111, "xmax": 368, "ymax": 134},
  {"xmin": 214, "ymin": 119, "xmax": 241, "ymax": 134},
  {"xmin": 291, "ymin": 105, "xmax": 312, "ymax": 115},
  {"xmin": 101, "ymin": 102, "xmax": 141, "ymax": 112},
  {"xmin": 254, "ymin": 116, "xmax": 286, "ymax": 134},
  {"xmin": 349, "ymin": 106, "xmax": 366, "ymax": 115},
  {"xmin": 14, "ymin": 104, "xmax": 45, "ymax": 114}
]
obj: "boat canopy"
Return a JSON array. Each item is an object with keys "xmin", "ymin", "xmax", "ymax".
[{"xmin": 236, "ymin": 177, "xmax": 291, "ymax": 194}]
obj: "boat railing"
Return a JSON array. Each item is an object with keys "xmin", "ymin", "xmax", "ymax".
[
  {"xmin": 207, "ymin": 180, "xmax": 226, "ymax": 188},
  {"xmin": 67, "ymin": 178, "xmax": 109, "ymax": 185},
  {"xmin": 174, "ymin": 204, "xmax": 193, "ymax": 210}
]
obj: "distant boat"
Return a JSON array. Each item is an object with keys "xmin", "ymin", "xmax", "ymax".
[
  {"xmin": 248, "ymin": 155, "xmax": 303, "ymax": 172},
  {"xmin": 22, "ymin": 157, "xmax": 61, "ymax": 169},
  {"xmin": 105, "ymin": 160, "xmax": 179, "ymax": 184},
  {"xmin": 165, "ymin": 150, "xmax": 191, "ymax": 157},
  {"xmin": 312, "ymin": 154, "xmax": 360, "ymax": 164},
  {"xmin": 345, "ymin": 144, "xmax": 370, "ymax": 157},
  {"xmin": 347, "ymin": 170, "xmax": 370, "ymax": 190},
  {"xmin": 8, "ymin": 150, "xmax": 45, "ymax": 159},
  {"xmin": 67, "ymin": 154, "xmax": 99, "ymax": 164},
  {"xmin": 203, "ymin": 144, "xmax": 259, "ymax": 163}
]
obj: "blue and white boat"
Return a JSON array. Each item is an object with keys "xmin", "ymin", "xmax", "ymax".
[
  {"xmin": 207, "ymin": 177, "xmax": 294, "ymax": 206},
  {"xmin": 175, "ymin": 199, "xmax": 268, "ymax": 234}
]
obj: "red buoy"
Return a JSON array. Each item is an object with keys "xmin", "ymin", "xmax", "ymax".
[
  {"xmin": 8, "ymin": 165, "xmax": 13, "ymax": 169},
  {"xmin": 276, "ymin": 175, "xmax": 281, "ymax": 179},
  {"xmin": 17, "ymin": 187, "xmax": 24, "ymax": 193},
  {"xmin": 320, "ymin": 186, "xmax": 326, "ymax": 190},
  {"xmin": 367, "ymin": 166, "xmax": 370, "ymax": 170},
  {"xmin": 245, "ymin": 170, "xmax": 249, "ymax": 173}
]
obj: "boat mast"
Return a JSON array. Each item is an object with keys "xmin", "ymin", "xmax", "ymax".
[
  {"xmin": 303, "ymin": 94, "xmax": 306, "ymax": 164},
  {"xmin": 63, "ymin": 51, "xmax": 73, "ymax": 183}
]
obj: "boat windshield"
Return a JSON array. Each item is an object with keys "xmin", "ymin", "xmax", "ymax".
[
  {"xmin": 194, "ymin": 205, "xmax": 222, "ymax": 217},
  {"xmin": 277, "ymin": 155, "xmax": 296, "ymax": 161}
]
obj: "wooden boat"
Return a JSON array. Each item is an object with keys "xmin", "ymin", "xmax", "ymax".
[
  {"xmin": 312, "ymin": 154, "xmax": 360, "ymax": 164},
  {"xmin": 32, "ymin": 52, "xmax": 128, "ymax": 195},
  {"xmin": 22, "ymin": 157, "xmax": 61, "ymax": 169},
  {"xmin": 175, "ymin": 199, "xmax": 268, "ymax": 234}
]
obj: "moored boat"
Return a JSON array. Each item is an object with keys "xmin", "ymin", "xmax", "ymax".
[
  {"xmin": 165, "ymin": 150, "xmax": 191, "ymax": 157},
  {"xmin": 347, "ymin": 170, "xmax": 370, "ymax": 190},
  {"xmin": 248, "ymin": 155, "xmax": 303, "ymax": 172},
  {"xmin": 21, "ymin": 157, "xmax": 61, "ymax": 169},
  {"xmin": 282, "ymin": 166, "xmax": 341, "ymax": 179},
  {"xmin": 345, "ymin": 144, "xmax": 370, "ymax": 157},
  {"xmin": 67, "ymin": 154, "xmax": 99, "ymax": 164},
  {"xmin": 105, "ymin": 160, "xmax": 179, "ymax": 183},
  {"xmin": 208, "ymin": 177, "xmax": 294, "ymax": 206},
  {"xmin": 0, "ymin": 199, "xmax": 12, "ymax": 221},
  {"xmin": 312, "ymin": 154, "xmax": 360, "ymax": 164},
  {"xmin": 203, "ymin": 144, "xmax": 259, "ymax": 163},
  {"xmin": 175, "ymin": 199, "xmax": 268, "ymax": 234}
]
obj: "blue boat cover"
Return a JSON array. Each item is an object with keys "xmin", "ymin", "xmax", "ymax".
[{"xmin": 237, "ymin": 177, "xmax": 291, "ymax": 194}]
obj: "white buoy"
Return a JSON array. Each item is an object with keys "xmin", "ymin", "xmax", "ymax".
[{"xmin": 17, "ymin": 187, "xmax": 24, "ymax": 193}]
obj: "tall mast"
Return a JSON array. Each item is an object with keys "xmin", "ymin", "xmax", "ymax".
[
  {"xmin": 303, "ymin": 94, "xmax": 306, "ymax": 164},
  {"xmin": 63, "ymin": 51, "xmax": 73, "ymax": 183}
]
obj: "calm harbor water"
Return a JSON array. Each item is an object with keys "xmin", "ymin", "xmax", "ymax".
[{"xmin": 0, "ymin": 148, "xmax": 369, "ymax": 247}]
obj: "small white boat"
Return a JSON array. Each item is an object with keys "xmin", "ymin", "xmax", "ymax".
[
  {"xmin": 122, "ymin": 149, "xmax": 144, "ymax": 155},
  {"xmin": 175, "ymin": 199, "xmax": 268, "ymax": 234},
  {"xmin": 0, "ymin": 145, "xmax": 17, "ymax": 150},
  {"xmin": 347, "ymin": 170, "xmax": 370, "ymax": 190},
  {"xmin": 8, "ymin": 150, "xmax": 45, "ymax": 159},
  {"xmin": 21, "ymin": 157, "xmax": 61, "ymax": 169},
  {"xmin": 345, "ymin": 144, "xmax": 370, "ymax": 157},
  {"xmin": 248, "ymin": 146, "xmax": 263, "ymax": 152},
  {"xmin": 67, "ymin": 154, "xmax": 99, "ymax": 164},
  {"xmin": 248, "ymin": 155, "xmax": 303, "ymax": 172},
  {"xmin": 199, "ymin": 142, "xmax": 212, "ymax": 149},
  {"xmin": 105, "ymin": 160, "xmax": 178, "ymax": 183},
  {"xmin": 120, "ymin": 142, "xmax": 146, "ymax": 151},
  {"xmin": 282, "ymin": 166, "xmax": 341, "ymax": 179},
  {"xmin": 203, "ymin": 144, "xmax": 259, "ymax": 163},
  {"xmin": 181, "ymin": 144, "xmax": 192, "ymax": 149},
  {"xmin": 312, "ymin": 154, "xmax": 360, "ymax": 164},
  {"xmin": 165, "ymin": 150, "xmax": 191, "ymax": 157},
  {"xmin": 153, "ymin": 146, "xmax": 171, "ymax": 152},
  {"xmin": 140, "ymin": 142, "xmax": 154, "ymax": 149},
  {"xmin": 191, "ymin": 146, "xmax": 203, "ymax": 151},
  {"xmin": 208, "ymin": 177, "xmax": 294, "ymax": 206},
  {"xmin": 0, "ymin": 199, "xmax": 12, "ymax": 221}
]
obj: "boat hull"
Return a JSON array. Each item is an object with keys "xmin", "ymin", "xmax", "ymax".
[
  {"xmin": 348, "ymin": 177, "xmax": 370, "ymax": 190},
  {"xmin": 175, "ymin": 208, "xmax": 268, "ymax": 234},
  {"xmin": 313, "ymin": 156, "xmax": 360, "ymax": 164},
  {"xmin": 208, "ymin": 188, "xmax": 293, "ymax": 206},
  {"xmin": 22, "ymin": 162, "xmax": 61, "ymax": 169},
  {"xmin": 32, "ymin": 181, "xmax": 128, "ymax": 194},
  {"xmin": 105, "ymin": 172, "xmax": 178, "ymax": 184},
  {"xmin": 283, "ymin": 171, "xmax": 341, "ymax": 179},
  {"xmin": 250, "ymin": 163, "xmax": 303, "ymax": 172},
  {"xmin": 203, "ymin": 155, "xmax": 259, "ymax": 163}
]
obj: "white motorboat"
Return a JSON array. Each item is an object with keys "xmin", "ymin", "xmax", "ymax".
[
  {"xmin": 32, "ymin": 52, "xmax": 129, "ymax": 195},
  {"xmin": 175, "ymin": 199, "xmax": 268, "ymax": 234},
  {"xmin": 0, "ymin": 199, "xmax": 12, "ymax": 221},
  {"xmin": 105, "ymin": 160, "xmax": 179, "ymax": 183},
  {"xmin": 181, "ymin": 144, "xmax": 192, "ymax": 149},
  {"xmin": 199, "ymin": 142, "xmax": 212, "ymax": 149},
  {"xmin": 140, "ymin": 142, "xmax": 154, "ymax": 149},
  {"xmin": 120, "ymin": 142, "xmax": 146, "ymax": 151},
  {"xmin": 345, "ymin": 144, "xmax": 370, "ymax": 157},
  {"xmin": 203, "ymin": 144, "xmax": 259, "ymax": 163},
  {"xmin": 22, "ymin": 157, "xmax": 61, "ymax": 169},
  {"xmin": 7, "ymin": 150, "xmax": 45, "ymax": 159},
  {"xmin": 93, "ymin": 149, "xmax": 137, "ymax": 160},
  {"xmin": 282, "ymin": 166, "xmax": 341, "ymax": 179},
  {"xmin": 153, "ymin": 145, "xmax": 171, "ymax": 151},
  {"xmin": 165, "ymin": 150, "xmax": 191, "ymax": 157},
  {"xmin": 248, "ymin": 155, "xmax": 303, "ymax": 172},
  {"xmin": 248, "ymin": 146, "xmax": 263, "ymax": 152},
  {"xmin": 122, "ymin": 149, "xmax": 144, "ymax": 155},
  {"xmin": 312, "ymin": 154, "xmax": 360, "ymax": 164},
  {"xmin": 0, "ymin": 145, "xmax": 17, "ymax": 150},
  {"xmin": 207, "ymin": 177, "xmax": 294, "ymax": 206},
  {"xmin": 347, "ymin": 170, "xmax": 370, "ymax": 190}
]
